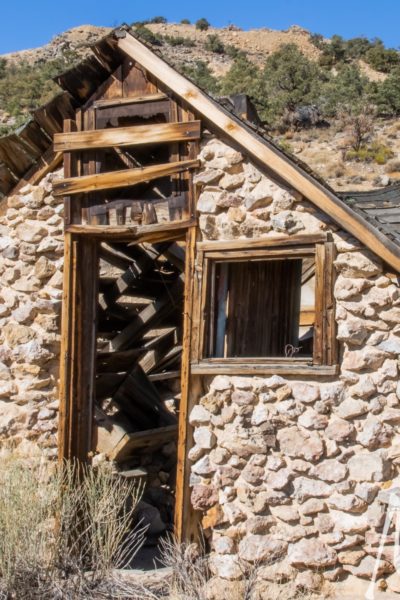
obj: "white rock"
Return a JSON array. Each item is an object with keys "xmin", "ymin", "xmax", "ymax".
[
  {"xmin": 347, "ymin": 451, "xmax": 391, "ymax": 482},
  {"xmin": 334, "ymin": 251, "xmax": 382, "ymax": 278},
  {"xmin": 288, "ymin": 538, "xmax": 337, "ymax": 568},
  {"xmin": 189, "ymin": 405, "xmax": 211, "ymax": 426},
  {"xmin": 293, "ymin": 477, "xmax": 332, "ymax": 502},
  {"xmin": 251, "ymin": 403, "xmax": 270, "ymax": 425},
  {"xmin": 210, "ymin": 376, "xmax": 232, "ymax": 391},
  {"xmin": 335, "ymin": 398, "xmax": 368, "ymax": 420},
  {"xmin": 209, "ymin": 554, "xmax": 242, "ymax": 580},
  {"xmin": 193, "ymin": 427, "xmax": 216, "ymax": 449}
]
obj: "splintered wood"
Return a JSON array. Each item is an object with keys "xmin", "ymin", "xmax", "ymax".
[{"xmin": 95, "ymin": 240, "xmax": 185, "ymax": 460}]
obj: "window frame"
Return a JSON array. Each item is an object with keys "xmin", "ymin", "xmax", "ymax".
[{"xmin": 190, "ymin": 234, "xmax": 338, "ymax": 376}]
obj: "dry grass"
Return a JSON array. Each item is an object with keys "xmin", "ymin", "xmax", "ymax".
[
  {"xmin": 0, "ymin": 456, "xmax": 147, "ymax": 599},
  {"xmin": 138, "ymin": 537, "xmax": 325, "ymax": 600}
]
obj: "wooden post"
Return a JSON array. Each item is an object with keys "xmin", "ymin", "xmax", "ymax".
[
  {"xmin": 175, "ymin": 225, "xmax": 202, "ymax": 542},
  {"xmin": 58, "ymin": 235, "xmax": 99, "ymax": 461}
]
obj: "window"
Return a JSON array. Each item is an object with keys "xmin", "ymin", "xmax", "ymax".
[{"xmin": 191, "ymin": 235, "xmax": 337, "ymax": 375}]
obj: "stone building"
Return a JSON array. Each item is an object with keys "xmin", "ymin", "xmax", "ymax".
[{"xmin": 1, "ymin": 25, "xmax": 400, "ymax": 597}]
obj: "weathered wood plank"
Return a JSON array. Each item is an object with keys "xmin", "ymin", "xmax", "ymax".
[
  {"xmin": 110, "ymin": 424, "xmax": 178, "ymax": 461},
  {"xmin": 190, "ymin": 361, "xmax": 339, "ymax": 376},
  {"xmin": 93, "ymin": 92, "xmax": 167, "ymax": 108},
  {"xmin": 54, "ymin": 121, "xmax": 201, "ymax": 152},
  {"xmin": 53, "ymin": 159, "xmax": 200, "ymax": 196},
  {"xmin": 197, "ymin": 234, "xmax": 327, "ymax": 252},
  {"xmin": 175, "ymin": 226, "xmax": 198, "ymax": 542},
  {"xmin": 109, "ymin": 272, "xmax": 184, "ymax": 351}
]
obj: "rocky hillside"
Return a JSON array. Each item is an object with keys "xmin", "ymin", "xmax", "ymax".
[{"xmin": 1, "ymin": 21, "xmax": 400, "ymax": 191}]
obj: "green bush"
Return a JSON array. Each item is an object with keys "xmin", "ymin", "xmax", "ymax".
[
  {"xmin": 0, "ymin": 58, "xmax": 7, "ymax": 80},
  {"xmin": 0, "ymin": 53, "xmax": 80, "ymax": 121},
  {"xmin": 180, "ymin": 60, "xmax": 220, "ymax": 94},
  {"xmin": 225, "ymin": 44, "xmax": 242, "ymax": 59},
  {"xmin": 309, "ymin": 33, "xmax": 325, "ymax": 50},
  {"xmin": 320, "ymin": 64, "xmax": 369, "ymax": 116},
  {"xmin": 195, "ymin": 18, "xmax": 210, "ymax": 31},
  {"xmin": 180, "ymin": 18, "xmax": 191, "ymax": 24},
  {"xmin": 366, "ymin": 40, "xmax": 400, "ymax": 73},
  {"xmin": 149, "ymin": 16, "xmax": 167, "ymax": 24},
  {"xmin": 134, "ymin": 25, "xmax": 163, "ymax": 46},
  {"xmin": 221, "ymin": 54, "xmax": 264, "ymax": 99},
  {"xmin": 347, "ymin": 142, "xmax": 393, "ymax": 164},
  {"xmin": 262, "ymin": 44, "xmax": 326, "ymax": 124},
  {"xmin": 373, "ymin": 67, "xmax": 400, "ymax": 115},
  {"xmin": 205, "ymin": 34, "xmax": 225, "ymax": 54},
  {"xmin": 318, "ymin": 34, "xmax": 347, "ymax": 67},
  {"xmin": 163, "ymin": 35, "xmax": 195, "ymax": 47}
]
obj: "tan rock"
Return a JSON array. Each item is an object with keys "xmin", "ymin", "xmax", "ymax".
[
  {"xmin": 334, "ymin": 251, "xmax": 382, "ymax": 278},
  {"xmin": 3, "ymin": 323, "xmax": 35, "ymax": 345},
  {"xmin": 34, "ymin": 256, "xmax": 56, "ymax": 280},
  {"xmin": 288, "ymin": 538, "xmax": 337, "ymax": 568},
  {"xmin": 238, "ymin": 534, "xmax": 288, "ymax": 563},
  {"xmin": 310, "ymin": 459, "xmax": 347, "ymax": 483},
  {"xmin": 342, "ymin": 347, "xmax": 387, "ymax": 371},
  {"xmin": 277, "ymin": 426, "xmax": 324, "ymax": 462}
]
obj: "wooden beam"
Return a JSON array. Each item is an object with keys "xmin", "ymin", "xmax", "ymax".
[
  {"xmin": 53, "ymin": 159, "xmax": 200, "ymax": 196},
  {"xmin": 54, "ymin": 121, "xmax": 201, "ymax": 152},
  {"xmin": 175, "ymin": 226, "xmax": 200, "ymax": 543},
  {"xmin": 65, "ymin": 221, "xmax": 193, "ymax": 242},
  {"xmin": 190, "ymin": 361, "xmax": 339, "ymax": 376},
  {"xmin": 109, "ymin": 272, "xmax": 184, "ymax": 351},
  {"xmin": 197, "ymin": 234, "xmax": 327, "ymax": 252},
  {"xmin": 110, "ymin": 425, "xmax": 178, "ymax": 461},
  {"xmin": 58, "ymin": 235, "xmax": 99, "ymax": 461},
  {"xmin": 117, "ymin": 31, "xmax": 400, "ymax": 271},
  {"xmin": 93, "ymin": 92, "xmax": 167, "ymax": 108}
]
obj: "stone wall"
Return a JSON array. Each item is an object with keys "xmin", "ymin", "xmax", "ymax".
[
  {"xmin": 0, "ymin": 172, "xmax": 63, "ymax": 458},
  {"xmin": 190, "ymin": 135, "xmax": 400, "ymax": 595},
  {"xmin": 1, "ymin": 135, "xmax": 400, "ymax": 593}
]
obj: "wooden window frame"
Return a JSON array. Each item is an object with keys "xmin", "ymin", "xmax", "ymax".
[{"xmin": 190, "ymin": 234, "xmax": 338, "ymax": 376}]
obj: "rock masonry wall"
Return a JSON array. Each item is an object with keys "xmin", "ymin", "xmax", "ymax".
[
  {"xmin": 0, "ymin": 172, "xmax": 63, "ymax": 459},
  {"xmin": 0, "ymin": 135, "xmax": 400, "ymax": 593},
  {"xmin": 190, "ymin": 134, "xmax": 400, "ymax": 595}
]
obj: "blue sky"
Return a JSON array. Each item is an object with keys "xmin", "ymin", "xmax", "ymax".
[{"xmin": 1, "ymin": 0, "xmax": 399, "ymax": 54}]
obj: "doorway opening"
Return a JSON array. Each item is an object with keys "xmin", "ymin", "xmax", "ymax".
[{"xmin": 93, "ymin": 236, "xmax": 186, "ymax": 555}]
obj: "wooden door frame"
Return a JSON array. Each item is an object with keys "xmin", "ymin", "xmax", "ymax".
[{"xmin": 58, "ymin": 226, "xmax": 199, "ymax": 541}]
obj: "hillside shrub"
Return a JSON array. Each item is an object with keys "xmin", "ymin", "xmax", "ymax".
[
  {"xmin": 0, "ymin": 58, "xmax": 7, "ymax": 79},
  {"xmin": 373, "ymin": 67, "xmax": 400, "ymax": 116},
  {"xmin": 221, "ymin": 54, "xmax": 265, "ymax": 108},
  {"xmin": 320, "ymin": 64, "xmax": 369, "ymax": 116},
  {"xmin": 164, "ymin": 35, "xmax": 195, "ymax": 47},
  {"xmin": 195, "ymin": 18, "xmax": 210, "ymax": 31},
  {"xmin": 318, "ymin": 34, "xmax": 347, "ymax": 67},
  {"xmin": 366, "ymin": 40, "xmax": 400, "ymax": 73},
  {"xmin": 134, "ymin": 25, "xmax": 163, "ymax": 46},
  {"xmin": 262, "ymin": 44, "xmax": 325, "ymax": 125},
  {"xmin": 0, "ymin": 54, "xmax": 79, "ymax": 118},
  {"xmin": 180, "ymin": 19, "xmax": 191, "ymax": 25},
  {"xmin": 225, "ymin": 44, "xmax": 242, "ymax": 59},
  {"xmin": 346, "ymin": 141, "xmax": 393, "ymax": 164},
  {"xmin": 180, "ymin": 60, "xmax": 220, "ymax": 94},
  {"xmin": 149, "ymin": 16, "xmax": 167, "ymax": 24},
  {"xmin": 205, "ymin": 34, "xmax": 225, "ymax": 54},
  {"xmin": 337, "ymin": 104, "xmax": 375, "ymax": 151}
]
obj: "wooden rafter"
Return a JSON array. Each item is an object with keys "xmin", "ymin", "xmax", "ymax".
[
  {"xmin": 53, "ymin": 159, "xmax": 200, "ymax": 196},
  {"xmin": 53, "ymin": 121, "xmax": 201, "ymax": 152}
]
